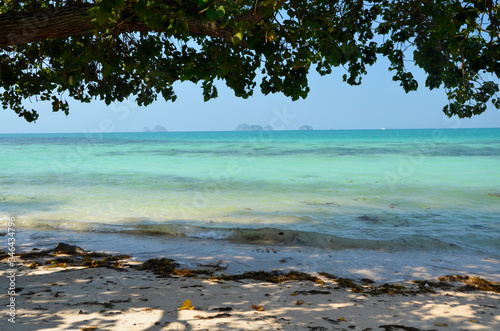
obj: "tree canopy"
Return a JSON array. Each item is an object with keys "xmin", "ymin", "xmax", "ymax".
[{"xmin": 0, "ymin": 0, "xmax": 499, "ymax": 122}]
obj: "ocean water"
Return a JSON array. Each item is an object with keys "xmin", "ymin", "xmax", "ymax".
[{"xmin": 1, "ymin": 129, "xmax": 500, "ymax": 280}]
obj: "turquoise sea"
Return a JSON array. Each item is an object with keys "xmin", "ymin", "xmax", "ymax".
[{"xmin": 1, "ymin": 129, "xmax": 500, "ymax": 280}]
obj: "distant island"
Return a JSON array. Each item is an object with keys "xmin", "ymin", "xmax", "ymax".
[
  {"xmin": 236, "ymin": 123, "xmax": 274, "ymax": 131},
  {"xmin": 299, "ymin": 125, "xmax": 313, "ymax": 130},
  {"xmin": 143, "ymin": 125, "xmax": 167, "ymax": 132}
]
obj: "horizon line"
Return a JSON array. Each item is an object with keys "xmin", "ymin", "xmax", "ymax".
[{"xmin": 1, "ymin": 127, "xmax": 500, "ymax": 135}]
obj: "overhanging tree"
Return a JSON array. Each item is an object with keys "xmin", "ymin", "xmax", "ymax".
[{"xmin": 0, "ymin": 0, "xmax": 499, "ymax": 122}]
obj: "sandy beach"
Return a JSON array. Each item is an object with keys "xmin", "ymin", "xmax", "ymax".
[{"xmin": 1, "ymin": 244, "xmax": 499, "ymax": 331}]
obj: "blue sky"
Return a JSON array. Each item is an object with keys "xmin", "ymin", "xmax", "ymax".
[{"xmin": 1, "ymin": 58, "xmax": 499, "ymax": 133}]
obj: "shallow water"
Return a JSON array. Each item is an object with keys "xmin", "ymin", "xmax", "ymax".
[{"xmin": 1, "ymin": 129, "xmax": 499, "ymax": 279}]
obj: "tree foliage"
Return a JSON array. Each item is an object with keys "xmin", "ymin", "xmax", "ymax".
[{"xmin": 0, "ymin": 0, "xmax": 499, "ymax": 122}]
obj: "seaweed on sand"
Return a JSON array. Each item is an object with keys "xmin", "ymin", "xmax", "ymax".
[
  {"xmin": 438, "ymin": 275, "xmax": 500, "ymax": 293},
  {"xmin": 335, "ymin": 277, "xmax": 365, "ymax": 292},
  {"xmin": 1, "ymin": 243, "xmax": 131, "ymax": 269},
  {"xmin": 136, "ymin": 258, "xmax": 211, "ymax": 278},
  {"xmin": 136, "ymin": 258, "xmax": 179, "ymax": 277},
  {"xmin": 214, "ymin": 270, "xmax": 322, "ymax": 284}
]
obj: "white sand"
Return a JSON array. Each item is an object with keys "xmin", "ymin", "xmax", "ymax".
[{"xmin": 1, "ymin": 252, "xmax": 499, "ymax": 331}]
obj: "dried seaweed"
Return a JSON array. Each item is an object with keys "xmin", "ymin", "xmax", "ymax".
[
  {"xmin": 214, "ymin": 270, "xmax": 320, "ymax": 284},
  {"xmin": 336, "ymin": 277, "xmax": 365, "ymax": 292},
  {"xmin": 367, "ymin": 283, "xmax": 412, "ymax": 296},
  {"xmin": 136, "ymin": 258, "xmax": 180, "ymax": 277},
  {"xmin": 438, "ymin": 275, "xmax": 500, "ymax": 293},
  {"xmin": 193, "ymin": 313, "xmax": 232, "ymax": 319},
  {"xmin": 380, "ymin": 325, "xmax": 437, "ymax": 331},
  {"xmin": 19, "ymin": 250, "xmax": 53, "ymax": 258},
  {"xmin": 137, "ymin": 258, "xmax": 213, "ymax": 278},
  {"xmin": 292, "ymin": 290, "xmax": 331, "ymax": 295}
]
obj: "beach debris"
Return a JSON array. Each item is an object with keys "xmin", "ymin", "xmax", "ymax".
[
  {"xmin": 335, "ymin": 277, "xmax": 364, "ymax": 292},
  {"xmin": 379, "ymin": 325, "xmax": 427, "ymax": 331},
  {"xmin": 27, "ymin": 251, "xmax": 131, "ymax": 270},
  {"xmin": 251, "ymin": 304, "xmax": 265, "ymax": 311},
  {"xmin": 18, "ymin": 249, "xmax": 53, "ymax": 258},
  {"xmin": 80, "ymin": 327, "xmax": 97, "ymax": 331},
  {"xmin": 46, "ymin": 256, "xmax": 76, "ymax": 264},
  {"xmin": 80, "ymin": 255, "xmax": 129, "ymax": 269},
  {"xmin": 53, "ymin": 243, "xmax": 85, "ymax": 255},
  {"xmin": 292, "ymin": 290, "xmax": 330, "ymax": 295},
  {"xmin": 337, "ymin": 317, "xmax": 347, "ymax": 322},
  {"xmin": 412, "ymin": 280, "xmax": 453, "ymax": 291},
  {"xmin": 215, "ymin": 270, "xmax": 320, "ymax": 284},
  {"xmin": 367, "ymin": 283, "xmax": 410, "ymax": 296},
  {"xmin": 194, "ymin": 313, "xmax": 232, "ymax": 319},
  {"xmin": 179, "ymin": 299, "xmax": 195, "ymax": 310},
  {"xmin": 316, "ymin": 272, "xmax": 457, "ymax": 296},
  {"xmin": 138, "ymin": 258, "xmax": 211, "ymax": 278},
  {"xmin": 211, "ymin": 306, "xmax": 233, "ymax": 312},
  {"xmin": 438, "ymin": 275, "xmax": 500, "ymax": 293},
  {"xmin": 138, "ymin": 258, "xmax": 179, "ymax": 275},
  {"xmin": 434, "ymin": 322, "xmax": 448, "ymax": 327},
  {"xmin": 296, "ymin": 300, "xmax": 304, "ymax": 305},
  {"xmin": 46, "ymin": 261, "xmax": 63, "ymax": 269}
]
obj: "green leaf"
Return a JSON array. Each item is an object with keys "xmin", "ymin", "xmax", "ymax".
[
  {"xmin": 216, "ymin": 5, "xmax": 225, "ymax": 18},
  {"xmin": 231, "ymin": 31, "xmax": 244, "ymax": 45},
  {"xmin": 206, "ymin": 7, "xmax": 217, "ymax": 20}
]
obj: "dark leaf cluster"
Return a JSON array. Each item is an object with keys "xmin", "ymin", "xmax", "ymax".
[{"xmin": 0, "ymin": 0, "xmax": 499, "ymax": 121}]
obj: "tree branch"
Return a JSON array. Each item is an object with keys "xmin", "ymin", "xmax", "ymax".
[
  {"xmin": 0, "ymin": 1, "xmax": 275, "ymax": 48},
  {"xmin": 1, "ymin": 4, "xmax": 97, "ymax": 47}
]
